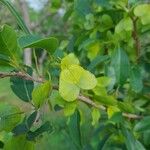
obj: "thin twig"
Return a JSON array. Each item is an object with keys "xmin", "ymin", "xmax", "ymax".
[
  {"xmin": 0, "ymin": 71, "xmax": 143, "ymax": 120},
  {"xmin": 0, "ymin": 71, "xmax": 44, "ymax": 83}
]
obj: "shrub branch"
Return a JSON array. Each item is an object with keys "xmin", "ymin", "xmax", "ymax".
[{"xmin": 0, "ymin": 71, "xmax": 142, "ymax": 120}]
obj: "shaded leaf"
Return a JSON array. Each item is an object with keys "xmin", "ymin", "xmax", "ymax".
[
  {"xmin": 19, "ymin": 34, "xmax": 58, "ymax": 53},
  {"xmin": 32, "ymin": 81, "xmax": 52, "ymax": 108},
  {"xmin": 27, "ymin": 111, "xmax": 37, "ymax": 129},
  {"xmin": 87, "ymin": 54, "xmax": 109, "ymax": 72},
  {"xmin": 118, "ymin": 102, "xmax": 135, "ymax": 113},
  {"xmin": 10, "ymin": 67, "xmax": 34, "ymax": 102},
  {"xmin": 134, "ymin": 116, "xmax": 150, "ymax": 132},
  {"xmin": 122, "ymin": 128, "xmax": 136, "ymax": 150},
  {"xmin": 12, "ymin": 123, "xmax": 28, "ymax": 136},
  {"xmin": 27, "ymin": 121, "xmax": 53, "ymax": 141},
  {"xmin": 0, "ymin": 141, "xmax": 4, "ymax": 149},
  {"xmin": 111, "ymin": 48, "xmax": 130, "ymax": 85},
  {"xmin": 122, "ymin": 128, "xmax": 146, "ymax": 150},
  {"xmin": 130, "ymin": 66, "xmax": 143, "ymax": 93},
  {"xmin": 68, "ymin": 110, "xmax": 82, "ymax": 149}
]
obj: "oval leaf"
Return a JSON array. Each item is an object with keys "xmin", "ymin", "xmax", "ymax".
[
  {"xmin": 0, "ymin": 103, "xmax": 22, "ymax": 132},
  {"xmin": 111, "ymin": 48, "xmax": 130, "ymax": 85},
  {"xmin": 32, "ymin": 81, "xmax": 52, "ymax": 108},
  {"xmin": 19, "ymin": 34, "xmax": 59, "ymax": 53}
]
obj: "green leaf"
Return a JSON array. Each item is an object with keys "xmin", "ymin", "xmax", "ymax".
[
  {"xmin": 109, "ymin": 112, "xmax": 123, "ymax": 124},
  {"xmin": 122, "ymin": 128, "xmax": 137, "ymax": 150},
  {"xmin": 135, "ymin": 140, "xmax": 146, "ymax": 150},
  {"xmin": 64, "ymin": 101, "xmax": 77, "ymax": 116},
  {"xmin": 122, "ymin": 127, "xmax": 146, "ymax": 150},
  {"xmin": 10, "ymin": 67, "xmax": 34, "ymax": 102},
  {"xmin": 130, "ymin": 66, "xmax": 143, "ymax": 93},
  {"xmin": 134, "ymin": 116, "xmax": 150, "ymax": 132},
  {"xmin": 97, "ymin": 133, "xmax": 112, "ymax": 150},
  {"xmin": 26, "ymin": 111, "xmax": 37, "ymax": 129},
  {"xmin": 115, "ymin": 17, "xmax": 133, "ymax": 33},
  {"xmin": 111, "ymin": 48, "xmax": 130, "ymax": 85},
  {"xmin": 134, "ymin": 4, "xmax": 150, "ymax": 25},
  {"xmin": 0, "ymin": 25, "xmax": 20, "ymax": 65},
  {"xmin": 4, "ymin": 135, "xmax": 35, "ymax": 150},
  {"xmin": 12, "ymin": 111, "xmax": 37, "ymax": 136},
  {"xmin": 59, "ymin": 79, "xmax": 80, "ymax": 102},
  {"xmin": 12, "ymin": 123, "xmax": 28, "ymax": 136},
  {"xmin": 95, "ymin": 0, "xmax": 110, "ymax": 7},
  {"xmin": 59, "ymin": 64, "xmax": 97, "ymax": 101},
  {"xmin": 50, "ymin": 90, "xmax": 66, "ymax": 109},
  {"xmin": 107, "ymin": 106, "xmax": 120, "ymax": 119},
  {"xmin": 61, "ymin": 64, "xmax": 97, "ymax": 89},
  {"xmin": 94, "ymin": 95, "xmax": 117, "ymax": 106},
  {"xmin": 84, "ymin": 13, "xmax": 95, "ymax": 30},
  {"xmin": 0, "ymin": 24, "xmax": 17, "ymax": 56},
  {"xmin": 97, "ymin": 76, "xmax": 111, "ymax": 88},
  {"xmin": 68, "ymin": 110, "xmax": 82, "ymax": 149},
  {"xmin": 91, "ymin": 108, "xmax": 101, "ymax": 125},
  {"xmin": 18, "ymin": 34, "xmax": 59, "ymax": 53},
  {"xmin": 87, "ymin": 41, "xmax": 101, "ymax": 61},
  {"xmin": 61, "ymin": 53, "xmax": 79, "ymax": 70},
  {"xmin": 0, "ymin": 103, "xmax": 22, "ymax": 132},
  {"xmin": 32, "ymin": 81, "xmax": 52, "ymax": 108},
  {"xmin": 27, "ymin": 121, "xmax": 53, "ymax": 141},
  {"xmin": 93, "ymin": 86, "xmax": 107, "ymax": 96},
  {"xmin": 78, "ymin": 68, "xmax": 97, "ymax": 90},
  {"xmin": 74, "ymin": 0, "xmax": 91, "ymax": 18},
  {"xmin": 99, "ymin": 14, "xmax": 113, "ymax": 32},
  {"xmin": 118, "ymin": 102, "xmax": 135, "ymax": 113},
  {"xmin": 87, "ymin": 55, "xmax": 109, "ymax": 71}
]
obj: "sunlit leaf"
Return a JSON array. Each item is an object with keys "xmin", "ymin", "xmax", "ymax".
[
  {"xmin": 0, "ymin": 103, "xmax": 22, "ymax": 132},
  {"xmin": 61, "ymin": 53, "xmax": 79, "ymax": 70},
  {"xmin": 134, "ymin": 4, "xmax": 150, "ymax": 25},
  {"xmin": 59, "ymin": 79, "xmax": 80, "ymax": 102}
]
